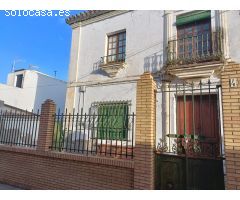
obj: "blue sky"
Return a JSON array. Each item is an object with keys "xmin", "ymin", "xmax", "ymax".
[{"xmin": 0, "ymin": 10, "xmax": 83, "ymax": 83}]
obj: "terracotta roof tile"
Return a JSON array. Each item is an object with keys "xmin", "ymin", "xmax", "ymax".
[{"xmin": 66, "ymin": 10, "xmax": 114, "ymax": 25}]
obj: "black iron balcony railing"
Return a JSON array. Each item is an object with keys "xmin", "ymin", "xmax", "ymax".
[
  {"xmin": 100, "ymin": 53, "xmax": 125, "ymax": 66},
  {"xmin": 167, "ymin": 30, "xmax": 224, "ymax": 66}
]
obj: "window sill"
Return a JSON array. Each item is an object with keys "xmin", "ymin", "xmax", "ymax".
[{"xmin": 99, "ymin": 62, "xmax": 126, "ymax": 77}]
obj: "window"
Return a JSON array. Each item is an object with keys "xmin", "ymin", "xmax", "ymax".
[
  {"xmin": 107, "ymin": 31, "xmax": 126, "ymax": 63},
  {"xmin": 96, "ymin": 102, "xmax": 129, "ymax": 140},
  {"xmin": 15, "ymin": 74, "xmax": 23, "ymax": 88},
  {"xmin": 176, "ymin": 11, "xmax": 211, "ymax": 58}
]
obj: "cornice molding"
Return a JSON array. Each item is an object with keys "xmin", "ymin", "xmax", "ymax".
[{"xmin": 69, "ymin": 10, "xmax": 130, "ymax": 29}]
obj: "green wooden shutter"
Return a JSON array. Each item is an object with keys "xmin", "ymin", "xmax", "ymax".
[
  {"xmin": 110, "ymin": 103, "xmax": 128, "ymax": 140},
  {"xmin": 176, "ymin": 10, "xmax": 211, "ymax": 26},
  {"xmin": 98, "ymin": 103, "xmax": 128, "ymax": 140}
]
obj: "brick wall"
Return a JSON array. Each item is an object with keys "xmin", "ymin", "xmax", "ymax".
[
  {"xmin": 0, "ymin": 146, "xmax": 134, "ymax": 189},
  {"xmin": 0, "ymin": 73, "xmax": 157, "ymax": 190},
  {"xmin": 221, "ymin": 63, "xmax": 240, "ymax": 189},
  {"xmin": 0, "ymin": 99, "xmax": 134, "ymax": 190}
]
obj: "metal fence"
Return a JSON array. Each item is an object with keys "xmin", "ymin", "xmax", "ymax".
[
  {"xmin": 0, "ymin": 110, "xmax": 40, "ymax": 147},
  {"xmin": 156, "ymin": 80, "xmax": 223, "ymax": 158},
  {"xmin": 51, "ymin": 109, "xmax": 135, "ymax": 159}
]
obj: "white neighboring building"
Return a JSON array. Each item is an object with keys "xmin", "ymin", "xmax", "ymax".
[
  {"xmin": 0, "ymin": 69, "xmax": 67, "ymax": 112},
  {"xmin": 0, "ymin": 100, "xmax": 26, "ymax": 113}
]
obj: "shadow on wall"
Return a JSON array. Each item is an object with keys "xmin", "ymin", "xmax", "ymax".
[
  {"xmin": 90, "ymin": 51, "xmax": 164, "ymax": 76},
  {"xmin": 92, "ymin": 60, "xmax": 101, "ymax": 72},
  {"xmin": 143, "ymin": 52, "xmax": 163, "ymax": 73},
  {"xmin": 91, "ymin": 61, "xmax": 109, "ymax": 77}
]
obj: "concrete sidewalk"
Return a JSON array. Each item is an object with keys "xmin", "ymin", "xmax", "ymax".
[{"xmin": 0, "ymin": 183, "xmax": 22, "ymax": 190}]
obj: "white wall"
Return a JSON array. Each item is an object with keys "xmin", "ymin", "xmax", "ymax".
[
  {"xmin": 75, "ymin": 82, "xmax": 136, "ymax": 113},
  {"xmin": 34, "ymin": 72, "xmax": 67, "ymax": 112},
  {"xmin": 0, "ymin": 70, "xmax": 67, "ymax": 112},
  {"xmin": 227, "ymin": 11, "xmax": 240, "ymax": 63},
  {"xmin": 70, "ymin": 10, "xmax": 164, "ymax": 111},
  {"xmin": 0, "ymin": 83, "xmax": 36, "ymax": 111},
  {"xmin": 77, "ymin": 10, "xmax": 164, "ymax": 82}
]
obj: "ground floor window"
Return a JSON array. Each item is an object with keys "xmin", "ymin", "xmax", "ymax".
[{"xmin": 91, "ymin": 101, "xmax": 129, "ymax": 140}]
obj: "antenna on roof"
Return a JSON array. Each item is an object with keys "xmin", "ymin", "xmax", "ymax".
[
  {"xmin": 11, "ymin": 59, "xmax": 25, "ymax": 72},
  {"xmin": 54, "ymin": 70, "xmax": 57, "ymax": 77},
  {"xmin": 11, "ymin": 60, "xmax": 16, "ymax": 72},
  {"xmin": 29, "ymin": 64, "xmax": 39, "ymax": 70}
]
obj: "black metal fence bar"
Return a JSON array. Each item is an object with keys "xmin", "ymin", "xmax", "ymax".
[
  {"xmin": 51, "ymin": 111, "xmax": 135, "ymax": 159},
  {"xmin": 0, "ymin": 110, "xmax": 40, "ymax": 148},
  {"xmin": 32, "ymin": 112, "xmax": 39, "ymax": 147}
]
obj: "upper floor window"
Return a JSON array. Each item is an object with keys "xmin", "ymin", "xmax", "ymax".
[
  {"xmin": 15, "ymin": 74, "xmax": 23, "ymax": 88},
  {"xmin": 166, "ymin": 10, "xmax": 223, "ymax": 67},
  {"xmin": 107, "ymin": 31, "xmax": 126, "ymax": 63},
  {"xmin": 176, "ymin": 11, "xmax": 211, "ymax": 59},
  {"xmin": 177, "ymin": 19, "xmax": 211, "ymax": 59}
]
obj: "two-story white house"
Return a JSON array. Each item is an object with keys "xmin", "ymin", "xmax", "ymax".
[
  {"xmin": 0, "ymin": 69, "xmax": 67, "ymax": 112},
  {"xmin": 65, "ymin": 10, "xmax": 240, "ymax": 143}
]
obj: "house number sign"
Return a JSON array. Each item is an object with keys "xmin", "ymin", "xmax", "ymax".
[{"xmin": 229, "ymin": 78, "xmax": 238, "ymax": 88}]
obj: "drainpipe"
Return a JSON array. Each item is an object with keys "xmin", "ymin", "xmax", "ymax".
[
  {"xmin": 65, "ymin": 24, "xmax": 81, "ymax": 113},
  {"xmin": 162, "ymin": 10, "xmax": 172, "ymax": 141},
  {"xmin": 162, "ymin": 81, "xmax": 170, "ymax": 139}
]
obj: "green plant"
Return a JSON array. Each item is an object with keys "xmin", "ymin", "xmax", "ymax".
[{"xmin": 53, "ymin": 122, "xmax": 64, "ymax": 151}]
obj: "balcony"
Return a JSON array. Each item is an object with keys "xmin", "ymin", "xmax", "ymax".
[
  {"xmin": 166, "ymin": 30, "xmax": 224, "ymax": 68},
  {"xmin": 99, "ymin": 53, "xmax": 126, "ymax": 78}
]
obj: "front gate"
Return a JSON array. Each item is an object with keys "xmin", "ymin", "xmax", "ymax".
[{"xmin": 155, "ymin": 79, "xmax": 225, "ymax": 190}]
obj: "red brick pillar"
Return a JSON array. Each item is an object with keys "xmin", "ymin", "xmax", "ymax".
[
  {"xmin": 37, "ymin": 99, "xmax": 56, "ymax": 152},
  {"xmin": 221, "ymin": 63, "xmax": 240, "ymax": 189},
  {"xmin": 134, "ymin": 72, "xmax": 156, "ymax": 190}
]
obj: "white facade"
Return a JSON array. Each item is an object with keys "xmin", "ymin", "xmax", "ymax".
[
  {"xmin": 66, "ymin": 10, "xmax": 240, "ymax": 144},
  {"xmin": 227, "ymin": 11, "xmax": 240, "ymax": 63},
  {"xmin": 0, "ymin": 69, "xmax": 67, "ymax": 112},
  {"xmin": 66, "ymin": 10, "xmax": 164, "ymax": 113}
]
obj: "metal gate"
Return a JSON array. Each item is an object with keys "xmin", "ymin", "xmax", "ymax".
[{"xmin": 155, "ymin": 79, "xmax": 225, "ymax": 190}]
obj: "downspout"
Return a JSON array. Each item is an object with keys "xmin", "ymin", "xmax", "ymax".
[{"xmin": 162, "ymin": 11, "xmax": 173, "ymax": 139}]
